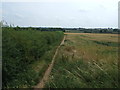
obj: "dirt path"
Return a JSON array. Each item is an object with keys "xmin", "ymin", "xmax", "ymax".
[{"xmin": 34, "ymin": 35, "xmax": 66, "ymax": 89}]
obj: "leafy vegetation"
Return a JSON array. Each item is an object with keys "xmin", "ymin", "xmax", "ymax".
[
  {"xmin": 13, "ymin": 27, "xmax": 120, "ymax": 34},
  {"xmin": 45, "ymin": 33, "xmax": 119, "ymax": 88},
  {"xmin": 65, "ymin": 28, "xmax": 120, "ymax": 34},
  {"xmin": 2, "ymin": 27, "xmax": 63, "ymax": 88}
]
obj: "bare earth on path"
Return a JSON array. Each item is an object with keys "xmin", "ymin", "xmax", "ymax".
[{"xmin": 34, "ymin": 35, "xmax": 66, "ymax": 89}]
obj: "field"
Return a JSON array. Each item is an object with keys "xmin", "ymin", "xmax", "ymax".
[
  {"xmin": 45, "ymin": 33, "xmax": 119, "ymax": 88},
  {"xmin": 2, "ymin": 27, "xmax": 119, "ymax": 88}
]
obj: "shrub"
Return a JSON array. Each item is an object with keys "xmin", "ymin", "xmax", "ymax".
[{"xmin": 2, "ymin": 27, "xmax": 63, "ymax": 88}]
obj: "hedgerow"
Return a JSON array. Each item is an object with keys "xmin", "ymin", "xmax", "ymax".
[{"xmin": 2, "ymin": 27, "xmax": 63, "ymax": 88}]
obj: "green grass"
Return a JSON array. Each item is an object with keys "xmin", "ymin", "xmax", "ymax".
[
  {"xmin": 45, "ymin": 33, "xmax": 119, "ymax": 88},
  {"xmin": 92, "ymin": 41, "xmax": 119, "ymax": 47},
  {"xmin": 2, "ymin": 27, "xmax": 64, "ymax": 88}
]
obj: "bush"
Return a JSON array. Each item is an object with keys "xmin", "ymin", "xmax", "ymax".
[{"xmin": 2, "ymin": 27, "xmax": 63, "ymax": 88}]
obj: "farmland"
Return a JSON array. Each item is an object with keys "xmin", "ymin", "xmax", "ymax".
[
  {"xmin": 2, "ymin": 27, "xmax": 119, "ymax": 88},
  {"xmin": 45, "ymin": 33, "xmax": 119, "ymax": 88},
  {"xmin": 2, "ymin": 1, "xmax": 119, "ymax": 88}
]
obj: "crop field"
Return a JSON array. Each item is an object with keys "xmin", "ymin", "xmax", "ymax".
[{"xmin": 45, "ymin": 33, "xmax": 119, "ymax": 88}]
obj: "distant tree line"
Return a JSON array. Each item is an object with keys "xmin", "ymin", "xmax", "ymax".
[
  {"xmin": 65, "ymin": 28, "xmax": 120, "ymax": 34},
  {"xmin": 8, "ymin": 27, "xmax": 65, "ymax": 32},
  {"xmin": 1, "ymin": 21, "xmax": 119, "ymax": 34},
  {"xmin": 2, "ymin": 26, "xmax": 119, "ymax": 34}
]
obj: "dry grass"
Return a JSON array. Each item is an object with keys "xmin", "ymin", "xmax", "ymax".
[
  {"xmin": 45, "ymin": 33, "xmax": 119, "ymax": 88},
  {"xmin": 65, "ymin": 33, "xmax": 119, "ymax": 42}
]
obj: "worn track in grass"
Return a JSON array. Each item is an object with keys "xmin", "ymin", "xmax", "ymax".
[{"xmin": 34, "ymin": 35, "xmax": 66, "ymax": 89}]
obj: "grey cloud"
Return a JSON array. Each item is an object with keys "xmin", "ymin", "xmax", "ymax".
[
  {"xmin": 14, "ymin": 13, "xmax": 24, "ymax": 18},
  {"xmin": 2, "ymin": 1, "xmax": 118, "ymax": 28},
  {"xmin": 78, "ymin": 9, "xmax": 89, "ymax": 13}
]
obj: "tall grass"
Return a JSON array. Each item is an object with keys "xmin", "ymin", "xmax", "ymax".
[
  {"xmin": 45, "ymin": 34, "xmax": 119, "ymax": 88},
  {"xmin": 2, "ymin": 27, "xmax": 64, "ymax": 88}
]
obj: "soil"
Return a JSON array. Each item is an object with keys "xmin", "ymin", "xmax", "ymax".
[{"xmin": 34, "ymin": 35, "xmax": 66, "ymax": 89}]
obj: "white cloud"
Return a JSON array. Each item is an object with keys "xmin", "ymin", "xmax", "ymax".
[
  {"xmin": 0, "ymin": 9, "xmax": 2, "ymax": 21},
  {"xmin": 14, "ymin": 13, "xmax": 24, "ymax": 18},
  {"xmin": 2, "ymin": 0, "xmax": 119, "ymax": 28},
  {"xmin": 1, "ymin": 0, "xmax": 120, "ymax": 2}
]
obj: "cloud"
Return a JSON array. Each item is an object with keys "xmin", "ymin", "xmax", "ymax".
[
  {"xmin": 14, "ymin": 13, "xmax": 24, "ymax": 18},
  {"xmin": 2, "ymin": 0, "xmax": 76, "ymax": 3},
  {"xmin": 2, "ymin": 0, "xmax": 119, "ymax": 28},
  {"xmin": 78, "ymin": 9, "xmax": 88, "ymax": 13},
  {"xmin": 0, "ymin": 8, "xmax": 2, "ymax": 21},
  {"xmin": 99, "ymin": 4, "xmax": 107, "ymax": 10}
]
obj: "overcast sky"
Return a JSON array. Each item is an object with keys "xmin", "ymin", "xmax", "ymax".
[{"xmin": 1, "ymin": 0, "xmax": 119, "ymax": 28}]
